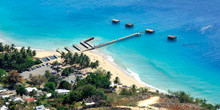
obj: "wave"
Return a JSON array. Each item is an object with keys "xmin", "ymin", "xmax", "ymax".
[
  {"xmin": 94, "ymin": 50, "xmax": 168, "ymax": 94},
  {"xmin": 201, "ymin": 25, "xmax": 213, "ymax": 34}
]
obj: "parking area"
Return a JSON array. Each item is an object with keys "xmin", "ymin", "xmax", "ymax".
[{"xmin": 21, "ymin": 65, "xmax": 55, "ymax": 78}]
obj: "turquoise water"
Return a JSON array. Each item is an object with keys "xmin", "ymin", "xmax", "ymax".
[{"xmin": 0, "ymin": 0, "xmax": 220, "ymax": 104}]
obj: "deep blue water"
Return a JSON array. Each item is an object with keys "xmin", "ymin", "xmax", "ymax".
[{"xmin": 0, "ymin": 0, "xmax": 220, "ymax": 104}]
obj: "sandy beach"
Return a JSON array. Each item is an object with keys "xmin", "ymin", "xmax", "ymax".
[{"xmin": 34, "ymin": 49, "xmax": 161, "ymax": 91}]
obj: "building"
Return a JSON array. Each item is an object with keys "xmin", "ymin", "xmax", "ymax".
[
  {"xmin": 11, "ymin": 97, "xmax": 23, "ymax": 102},
  {"xmin": 35, "ymin": 105, "xmax": 45, "ymax": 110},
  {"xmin": 0, "ymin": 105, "xmax": 8, "ymax": 110},
  {"xmin": 55, "ymin": 89, "xmax": 70, "ymax": 94},
  {"xmin": 46, "ymin": 93, "xmax": 52, "ymax": 98},
  {"xmin": 25, "ymin": 87, "xmax": 38, "ymax": 93},
  {"xmin": 35, "ymin": 105, "xmax": 50, "ymax": 110},
  {"xmin": 1, "ymin": 95, "xmax": 10, "ymax": 99},
  {"xmin": 25, "ymin": 98, "xmax": 35, "ymax": 102},
  {"xmin": 0, "ymin": 86, "xmax": 7, "ymax": 93}
]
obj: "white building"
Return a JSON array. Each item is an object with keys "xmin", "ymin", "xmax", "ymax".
[
  {"xmin": 35, "ymin": 105, "xmax": 50, "ymax": 110},
  {"xmin": 0, "ymin": 105, "xmax": 8, "ymax": 110},
  {"xmin": 1, "ymin": 95, "xmax": 10, "ymax": 99},
  {"xmin": 11, "ymin": 97, "xmax": 23, "ymax": 102},
  {"xmin": 55, "ymin": 89, "xmax": 70, "ymax": 94},
  {"xmin": 46, "ymin": 93, "xmax": 52, "ymax": 98},
  {"xmin": 25, "ymin": 87, "xmax": 38, "ymax": 93}
]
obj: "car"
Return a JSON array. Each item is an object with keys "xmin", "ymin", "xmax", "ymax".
[{"xmin": 42, "ymin": 64, "xmax": 45, "ymax": 66}]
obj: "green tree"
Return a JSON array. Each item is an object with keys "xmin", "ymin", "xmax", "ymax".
[
  {"xmin": 131, "ymin": 85, "xmax": 137, "ymax": 93},
  {"xmin": 0, "ymin": 69, "xmax": 6, "ymax": 82},
  {"xmin": 106, "ymin": 71, "xmax": 111, "ymax": 79},
  {"xmin": 44, "ymin": 82, "xmax": 56, "ymax": 92},
  {"xmin": 16, "ymin": 84, "xmax": 27, "ymax": 96},
  {"xmin": 29, "ymin": 89, "xmax": 37, "ymax": 97},
  {"xmin": 44, "ymin": 70, "xmax": 52, "ymax": 79},
  {"xmin": 61, "ymin": 67, "xmax": 74, "ymax": 77},
  {"xmin": 33, "ymin": 50, "xmax": 36, "ymax": 56},
  {"xmin": 59, "ymin": 81, "xmax": 71, "ymax": 90},
  {"xmin": 63, "ymin": 90, "xmax": 82, "ymax": 104},
  {"xmin": 0, "ymin": 43, "xmax": 4, "ymax": 52},
  {"xmin": 114, "ymin": 76, "xmax": 120, "ymax": 84},
  {"xmin": 51, "ymin": 61, "xmax": 59, "ymax": 66}
]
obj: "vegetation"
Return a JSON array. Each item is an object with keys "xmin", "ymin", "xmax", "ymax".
[
  {"xmin": 0, "ymin": 43, "xmax": 40, "ymax": 72},
  {"xmin": 0, "ymin": 42, "xmax": 219, "ymax": 110},
  {"xmin": 61, "ymin": 67, "xmax": 74, "ymax": 77},
  {"xmin": 44, "ymin": 82, "xmax": 56, "ymax": 92},
  {"xmin": 61, "ymin": 52, "xmax": 99, "ymax": 69},
  {"xmin": 59, "ymin": 81, "xmax": 71, "ymax": 90},
  {"xmin": 16, "ymin": 84, "xmax": 27, "ymax": 96}
]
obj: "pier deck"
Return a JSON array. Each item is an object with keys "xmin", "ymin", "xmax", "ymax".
[
  {"xmin": 73, "ymin": 44, "xmax": 83, "ymax": 51},
  {"xmin": 93, "ymin": 32, "xmax": 141, "ymax": 49},
  {"xmin": 56, "ymin": 49, "xmax": 63, "ymax": 54},
  {"xmin": 64, "ymin": 46, "xmax": 74, "ymax": 53}
]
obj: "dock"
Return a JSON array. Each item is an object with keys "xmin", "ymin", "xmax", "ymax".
[
  {"xmin": 85, "ymin": 42, "xmax": 94, "ymax": 49},
  {"xmin": 125, "ymin": 23, "xmax": 134, "ymax": 27},
  {"xmin": 145, "ymin": 29, "xmax": 155, "ymax": 33},
  {"xmin": 80, "ymin": 41, "xmax": 89, "ymax": 49},
  {"xmin": 56, "ymin": 49, "xmax": 63, "ymax": 54},
  {"xmin": 168, "ymin": 35, "xmax": 177, "ymax": 40},
  {"xmin": 112, "ymin": 19, "xmax": 120, "ymax": 23},
  {"xmin": 64, "ymin": 46, "xmax": 74, "ymax": 53},
  {"xmin": 93, "ymin": 32, "xmax": 141, "ymax": 49},
  {"xmin": 82, "ymin": 37, "xmax": 94, "ymax": 42},
  {"xmin": 73, "ymin": 44, "xmax": 83, "ymax": 51},
  {"xmin": 80, "ymin": 37, "xmax": 95, "ymax": 49}
]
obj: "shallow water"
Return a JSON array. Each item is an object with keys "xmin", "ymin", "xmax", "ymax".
[{"xmin": 0, "ymin": 0, "xmax": 220, "ymax": 103}]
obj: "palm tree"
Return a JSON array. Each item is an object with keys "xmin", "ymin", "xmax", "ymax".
[
  {"xmin": 61, "ymin": 52, "xmax": 65, "ymax": 59},
  {"xmin": 33, "ymin": 50, "xmax": 36, "ymax": 56},
  {"xmin": 11, "ymin": 44, "xmax": 15, "ymax": 50},
  {"xmin": 114, "ymin": 77, "xmax": 120, "ymax": 84}
]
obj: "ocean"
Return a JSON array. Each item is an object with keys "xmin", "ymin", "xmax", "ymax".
[{"xmin": 0, "ymin": 0, "xmax": 220, "ymax": 104}]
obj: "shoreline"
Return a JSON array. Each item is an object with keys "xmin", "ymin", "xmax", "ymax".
[
  {"xmin": 0, "ymin": 36, "xmax": 167, "ymax": 93},
  {"xmin": 84, "ymin": 50, "xmax": 168, "ymax": 93}
]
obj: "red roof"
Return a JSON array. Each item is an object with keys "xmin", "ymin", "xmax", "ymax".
[{"xmin": 25, "ymin": 98, "xmax": 35, "ymax": 102}]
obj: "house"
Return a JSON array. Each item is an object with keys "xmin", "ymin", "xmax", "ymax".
[
  {"xmin": 25, "ymin": 97, "xmax": 35, "ymax": 102},
  {"xmin": 25, "ymin": 87, "xmax": 38, "ymax": 93},
  {"xmin": 0, "ymin": 86, "xmax": 7, "ymax": 93},
  {"xmin": 11, "ymin": 97, "xmax": 23, "ymax": 102},
  {"xmin": 46, "ymin": 93, "xmax": 52, "ymax": 98},
  {"xmin": 1, "ymin": 95, "xmax": 10, "ymax": 99},
  {"xmin": 0, "ymin": 105, "xmax": 8, "ymax": 110},
  {"xmin": 85, "ymin": 102, "xmax": 95, "ymax": 107},
  {"xmin": 55, "ymin": 89, "xmax": 70, "ymax": 94},
  {"xmin": 35, "ymin": 105, "xmax": 45, "ymax": 110},
  {"xmin": 35, "ymin": 105, "xmax": 50, "ymax": 110}
]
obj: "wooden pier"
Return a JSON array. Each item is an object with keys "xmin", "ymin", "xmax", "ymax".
[
  {"xmin": 64, "ymin": 46, "xmax": 74, "ymax": 53},
  {"xmin": 93, "ymin": 32, "xmax": 141, "ymax": 49},
  {"xmin": 56, "ymin": 49, "xmax": 63, "ymax": 54},
  {"xmin": 80, "ymin": 37, "xmax": 95, "ymax": 49},
  {"xmin": 80, "ymin": 42, "xmax": 89, "ymax": 49},
  {"xmin": 73, "ymin": 44, "xmax": 83, "ymax": 51}
]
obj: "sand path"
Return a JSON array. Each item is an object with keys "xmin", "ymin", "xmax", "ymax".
[{"xmin": 138, "ymin": 96, "xmax": 160, "ymax": 107}]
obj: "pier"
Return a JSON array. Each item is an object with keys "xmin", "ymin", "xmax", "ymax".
[
  {"xmin": 112, "ymin": 19, "xmax": 120, "ymax": 23},
  {"xmin": 168, "ymin": 35, "xmax": 177, "ymax": 40},
  {"xmin": 93, "ymin": 32, "xmax": 141, "ymax": 49},
  {"xmin": 73, "ymin": 44, "xmax": 83, "ymax": 51},
  {"xmin": 125, "ymin": 23, "xmax": 134, "ymax": 27},
  {"xmin": 64, "ymin": 46, "xmax": 74, "ymax": 53},
  {"xmin": 80, "ymin": 37, "xmax": 95, "ymax": 49},
  {"xmin": 80, "ymin": 41, "xmax": 89, "ymax": 49},
  {"xmin": 56, "ymin": 49, "xmax": 63, "ymax": 54},
  {"xmin": 145, "ymin": 29, "xmax": 155, "ymax": 33}
]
